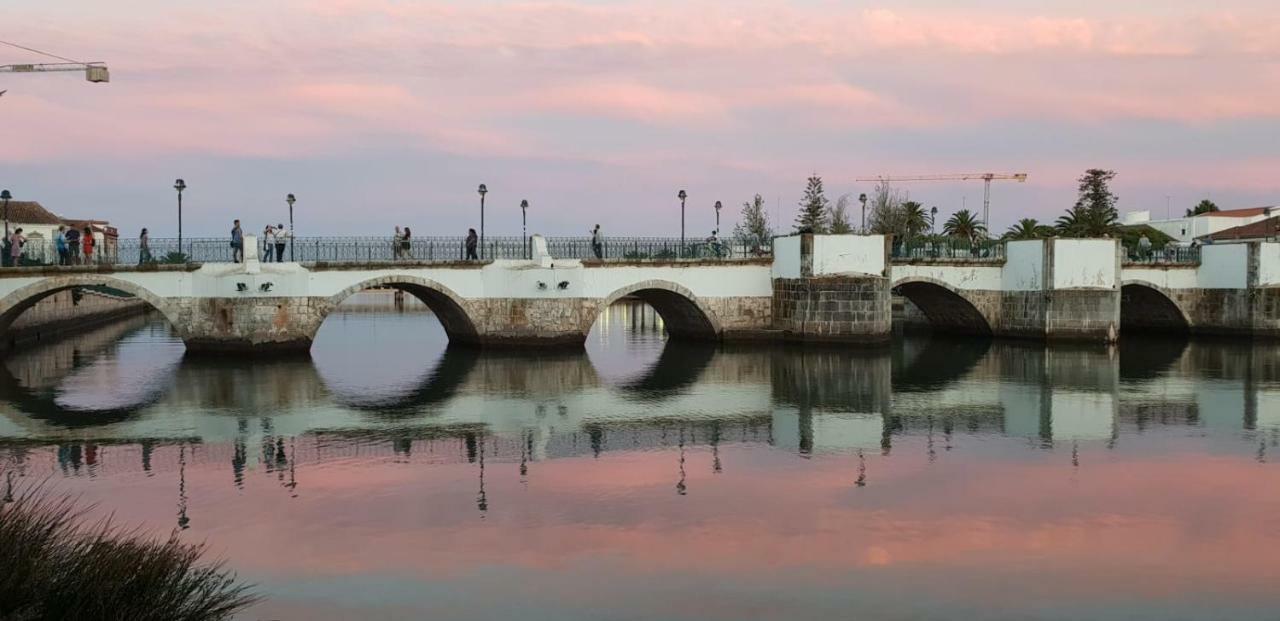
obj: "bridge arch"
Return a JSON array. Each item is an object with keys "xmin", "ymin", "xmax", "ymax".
[
  {"xmin": 891, "ymin": 276, "xmax": 994, "ymax": 336},
  {"xmin": 594, "ymin": 280, "xmax": 721, "ymax": 340},
  {"xmin": 324, "ymin": 275, "xmax": 480, "ymax": 344},
  {"xmin": 1120, "ymin": 280, "xmax": 1190, "ymax": 333},
  {"xmin": 0, "ymin": 275, "xmax": 183, "ymax": 349}
]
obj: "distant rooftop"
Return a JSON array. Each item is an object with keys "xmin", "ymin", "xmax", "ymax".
[
  {"xmin": 3, "ymin": 201, "xmax": 64, "ymax": 225},
  {"xmin": 1200, "ymin": 215, "xmax": 1280, "ymax": 241},
  {"xmin": 1193, "ymin": 206, "xmax": 1277, "ymax": 218}
]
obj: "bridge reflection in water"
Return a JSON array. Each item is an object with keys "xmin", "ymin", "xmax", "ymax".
[
  {"xmin": 7, "ymin": 295, "xmax": 1280, "ymax": 620},
  {"xmin": 3, "ymin": 298, "xmax": 1280, "ymax": 488}
]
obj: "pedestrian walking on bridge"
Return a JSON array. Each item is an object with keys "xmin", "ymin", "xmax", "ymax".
[
  {"xmin": 274, "ymin": 224, "xmax": 289, "ymax": 262},
  {"xmin": 140, "ymin": 228, "xmax": 152, "ymax": 264},
  {"xmin": 591, "ymin": 224, "xmax": 603, "ymax": 259},
  {"xmin": 231, "ymin": 220, "xmax": 244, "ymax": 263},
  {"xmin": 465, "ymin": 228, "xmax": 478, "ymax": 261}
]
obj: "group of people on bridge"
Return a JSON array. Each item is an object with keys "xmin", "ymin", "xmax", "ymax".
[{"xmin": 5, "ymin": 225, "xmax": 98, "ymax": 267}]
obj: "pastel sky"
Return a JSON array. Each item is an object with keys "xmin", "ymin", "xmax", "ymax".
[{"xmin": 3, "ymin": 0, "xmax": 1279, "ymax": 237}]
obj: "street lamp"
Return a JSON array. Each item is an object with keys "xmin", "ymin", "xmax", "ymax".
[
  {"xmin": 286, "ymin": 193, "xmax": 296, "ymax": 261},
  {"xmin": 520, "ymin": 199, "xmax": 529, "ymax": 259},
  {"xmin": 858, "ymin": 193, "xmax": 868, "ymax": 233},
  {"xmin": 930, "ymin": 206, "xmax": 938, "ymax": 235},
  {"xmin": 477, "ymin": 184, "xmax": 487, "ymax": 260},
  {"xmin": 173, "ymin": 179, "xmax": 186, "ymax": 255},
  {"xmin": 714, "ymin": 200, "xmax": 722, "ymax": 232},
  {"xmin": 1, "ymin": 189, "xmax": 11, "ymax": 240},
  {"xmin": 678, "ymin": 189, "xmax": 687, "ymax": 257}
]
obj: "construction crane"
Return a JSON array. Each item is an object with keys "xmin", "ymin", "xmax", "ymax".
[
  {"xmin": 855, "ymin": 173, "xmax": 1028, "ymax": 233},
  {"xmin": 0, "ymin": 61, "xmax": 109, "ymax": 83},
  {"xmin": 1, "ymin": 39, "xmax": 109, "ymax": 84}
]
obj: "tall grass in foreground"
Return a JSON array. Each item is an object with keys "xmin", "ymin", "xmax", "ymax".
[{"xmin": 0, "ymin": 480, "xmax": 258, "ymax": 621}]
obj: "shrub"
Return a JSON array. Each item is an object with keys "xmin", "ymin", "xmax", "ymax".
[{"xmin": 0, "ymin": 479, "xmax": 258, "ymax": 621}]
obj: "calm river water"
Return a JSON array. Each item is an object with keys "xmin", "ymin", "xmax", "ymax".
[{"xmin": 3, "ymin": 293, "xmax": 1280, "ymax": 620}]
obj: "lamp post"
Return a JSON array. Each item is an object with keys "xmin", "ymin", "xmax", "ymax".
[
  {"xmin": 1, "ymin": 190, "xmax": 11, "ymax": 266},
  {"xmin": 858, "ymin": 193, "xmax": 868, "ymax": 233},
  {"xmin": 173, "ymin": 179, "xmax": 186, "ymax": 256},
  {"xmin": 520, "ymin": 199, "xmax": 529, "ymax": 259},
  {"xmin": 714, "ymin": 200, "xmax": 722, "ymax": 232},
  {"xmin": 678, "ymin": 189, "xmax": 687, "ymax": 257},
  {"xmin": 477, "ymin": 184, "xmax": 487, "ymax": 260},
  {"xmin": 1, "ymin": 189, "xmax": 11, "ymax": 240},
  {"xmin": 930, "ymin": 206, "xmax": 938, "ymax": 235},
  {"xmin": 286, "ymin": 193, "xmax": 296, "ymax": 261}
]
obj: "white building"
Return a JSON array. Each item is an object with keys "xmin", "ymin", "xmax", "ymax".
[
  {"xmin": 3, "ymin": 200, "xmax": 115, "ymax": 263},
  {"xmin": 1123, "ymin": 206, "xmax": 1279, "ymax": 242}
]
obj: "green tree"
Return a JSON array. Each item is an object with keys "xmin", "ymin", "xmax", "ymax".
[
  {"xmin": 828, "ymin": 194, "xmax": 854, "ymax": 234},
  {"xmin": 1057, "ymin": 168, "xmax": 1119, "ymax": 237},
  {"xmin": 733, "ymin": 194, "xmax": 774, "ymax": 254},
  {"xmin": 1003, "ymin": 218, "xmax": 1053, "ymax": 240},
  {"xmin": 943, "ymin": 209, "xmax": 986, "ymax": 241},
  {"xmin": 1186, "ymin": 199, "xmax": 1219, "ymax": 217},
  {"xmin": 901, "ymin": 201, "xmax": 929, "ymax": 238},
  {"xmin": 794, "ymin": 175, "xmax": 829, "ymax": 233}
]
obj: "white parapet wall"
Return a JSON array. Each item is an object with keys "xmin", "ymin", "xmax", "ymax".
[
  {"xmin": 1051, "ymin": 239, "xmax": 1118, "ymax": 289},
  {"xmin": 1002, "ymin": 240, "xmax": 1045, "ymax": 291},
  {"xmin": 811, "ymin": 235, "xmax": 886, "ymax": 277},
  {"xmin": 1198, "ymin": 243, "xmax": 1250, "ymax": 289},
  {"xmin": 1255, "ymin": 242, "xmax": 1280, "ymax": 287},
  {"xmin": 772, "ymin": 236, "xmax": 802, "ymax": 279}
]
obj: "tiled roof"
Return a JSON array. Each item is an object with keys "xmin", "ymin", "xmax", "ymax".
[
  {"xmin": 1194, "ymin": 207, "xmax": 1275, "ymax": 218},
  {"xmin": 1201, "ymin": 216, "xmax": 1280, "ymax": 241},
  {"xmin": 2, "ymin": 201, "xmax": 63, "ymax": 225}
]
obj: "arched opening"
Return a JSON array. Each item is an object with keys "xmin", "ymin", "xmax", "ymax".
[
  {"xmin": 0, "ymin": 277, "xmax": 185, "ymax": 427},
  {"xmin": 893, "ymin": 280, "xmax": 993, "ymax": 336},
  {"xmin": 322, "ymin": 278, "xmax": 479, "ymax": 345},
  {"xmin": 596, "ymin": 283, "xmax": 719, "ymax": 342},
  {"xmin": 0, "ymin": 277, "xmax": 181, "ymax": 352},
  {"xmin": 587, "ymin": 285, "xmax": 719, "ymax": 398},
  {"xmin": 1121, "ymin": 283, "xmax": 1189, "ymax": 334}
]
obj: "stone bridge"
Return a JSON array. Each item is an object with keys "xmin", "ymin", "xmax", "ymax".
[{"xmin": 0, "ymin": 233, "xmax": 1276, "ymax": 353}]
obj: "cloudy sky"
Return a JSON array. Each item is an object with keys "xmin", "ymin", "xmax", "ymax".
[{"xmin": 3, "ymin": 0, "xmax": 1278, "ymax": 238}]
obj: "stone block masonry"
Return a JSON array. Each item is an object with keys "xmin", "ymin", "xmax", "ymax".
[{"xmin": 772, "ymin": 276, "xmax": 891, "ymax": 343}]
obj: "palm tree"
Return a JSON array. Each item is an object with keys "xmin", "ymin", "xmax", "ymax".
[
  {"xmin": 943, "ymin": 209, "xmax": 985, "ymax": 242},
  {"xmin": 1004, "ymin": 218, "xmax": 1052, "ymax": 240},
  {"xmin": 901, "ymin": 201, "xmax": 929, "ymax": 238},
  {"xmin": 1056, "ymin": 205, "xmax": 1119, "ymax": 237}
]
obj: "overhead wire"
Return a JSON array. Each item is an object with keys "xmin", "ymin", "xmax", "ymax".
[{"xmin": 0, "ymin": 39, "xmax": 83, "ymax": 64}]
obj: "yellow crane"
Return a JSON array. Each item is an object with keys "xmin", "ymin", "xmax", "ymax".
[
  {"xmin": 855, "ymin": 173, "xmax": 1028, "ymax": 233},
  {"xmin": 1, "ymin": 39, "xmax": 109, "ymax": 84}
]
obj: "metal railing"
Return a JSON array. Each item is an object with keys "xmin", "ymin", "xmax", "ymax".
[
  {"xmin": 544, "ymin": 237, "xmax": 771, "ymax": 260},
  {"xmin": 1124, "ymin": 245, "xmax": 1200, "ymax": 266},
  {"xmin": 2, "ymin": 235, "xmax": 771, "ymax": 267},
  {"xmin": 891, "ymin": 238, "xmax": 1005, "ymax": 262}
]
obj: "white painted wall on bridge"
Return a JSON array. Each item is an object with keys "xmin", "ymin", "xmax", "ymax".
[
  {"xmin": 1002, "ymin": 240, "xmax": 1044, "ymax": 291},
  {"xmin": 1051, "ymin": 239, "xmax": 1118, "ymax": 290},
  {"xmin": 811, "ymin": 235, "xmax": 886, "ymax": 277},
  {"xmin": 891, "ymin": 264, "xmax": 1004, "ymax": 290},
  {"xmin": 1198, "ymin": 244, "xmax": 1249, "ymax": 289}
]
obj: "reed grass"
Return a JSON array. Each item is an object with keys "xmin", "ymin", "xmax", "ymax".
[{"xmin": 0, "ymin": 479, "xmax": 258, "ymax": 621}]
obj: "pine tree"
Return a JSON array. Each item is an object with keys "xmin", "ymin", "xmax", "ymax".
[
  {"xmin": 1057, "ymin": 168, "xmax": 1120, "ymax": 237},
  {"xmin": 733, "ymin": 194, "xmax": 774, "ymax": 255},
  {"xmin": 794, "ymin": 175, "xmax": 829, "ymax": 233}
]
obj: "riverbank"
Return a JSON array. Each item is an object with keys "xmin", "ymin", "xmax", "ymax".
[{"xmin": 3, "ymin": 287, "xmax": 152, "ymax": 352}]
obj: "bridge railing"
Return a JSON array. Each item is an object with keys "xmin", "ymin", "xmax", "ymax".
[
  {"xmin": 545, "ymin": 237, "xmax": 772, "ymax": 260},
  {"xmin": 1123, "ymin": 245, "xmax": 1200, "ymax": 266},
  {"xmin": 891, "ymin": 238, "xmax": 1005, "ymax": 262},
  {"xmin": 4, "ymin": 235, "xmax": 771, "ymax": 267}
]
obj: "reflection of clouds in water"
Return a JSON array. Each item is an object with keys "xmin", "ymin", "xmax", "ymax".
[
  {"xmin": 586, "ymin": 302, "xmax": 667, "ymax": 386},
  {"xmin": 51, "ymin": 321, "xmax": 184, "ymax": 412},
  {"xmin": 311, "ymin": 292, "xmax": 449, "ymax": 407}
]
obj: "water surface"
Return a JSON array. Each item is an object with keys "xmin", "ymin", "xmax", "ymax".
[{"xmin": 2, "ymin": 293, "xmax": 1279, "ymax": 620}]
